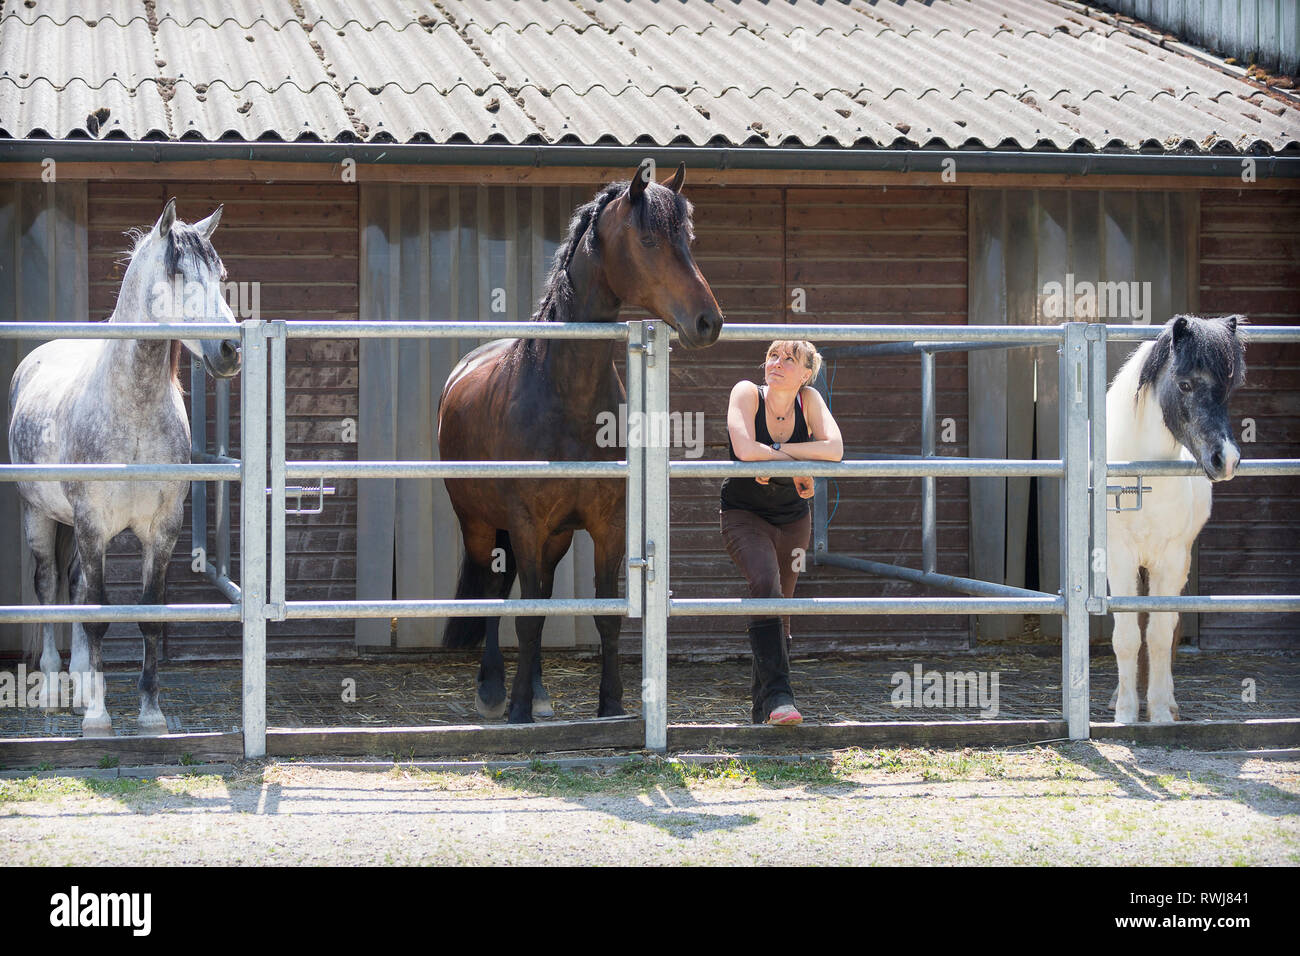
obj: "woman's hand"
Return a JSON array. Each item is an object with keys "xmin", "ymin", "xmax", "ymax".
[
  {"xmin": 793, "ymin": 476, "xmax": 815, "ymax": 498},
  {"xmin": 755, "ymin": 475, "xmax": 770, "ymax": 485}
]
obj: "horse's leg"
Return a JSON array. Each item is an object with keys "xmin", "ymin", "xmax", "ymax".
[
  {"xmin": 592, "ymin": 525, "xmax": 625, "ymax": 718},
  {"xmin": 1107, "ymin": 539, "xmax": 1142, "ymax": 724},
  {"xmin": 507, "ymin": 529, "xmax": 568, "ymax": 724},
  {"xmin": 467, "ymin": 524, "xmax": 512, "ymax": 720},
  {"xmin": 71, "ymin": 525, "xmax": 113, "ymax": 737},
  {"xmin": 1145, "ymin": 546, "xmax": 1193, "ymax": 723},
  {"xmin": 22, "ymin": 508, "xmax": 62, "ymax": 709},
  {"xmin": 69, "ymin": 551, "xmax": 90, "ymax": 712},
  {"xmin": 136, "ymin": 537, "xmax": 173, "ymax": 734}
]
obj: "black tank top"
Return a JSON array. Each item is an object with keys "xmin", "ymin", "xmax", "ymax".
[{"xmin": 720, "ymin": 385, "xmax": 811, "ymax": 525}]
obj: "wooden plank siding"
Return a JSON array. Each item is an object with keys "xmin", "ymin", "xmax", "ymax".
[
  {"xmin": 86, "ymin": 182, "xmax": 359, "ymax": 660},
  {"xmin": 1196, "ymin": 188, "xmax": 1300, "ymax": 650},
  {"xmin": 16, "ymin": 175, "xmax": 1284, "ymax": 667},
  {"xmin": 665, "ymin": 186, "xmax": 972, "ymax": 654}
]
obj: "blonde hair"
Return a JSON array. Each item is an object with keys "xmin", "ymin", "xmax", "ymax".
[{"xmin": 765, "ymin": 340, "xmax": 823, "ymax": 387}]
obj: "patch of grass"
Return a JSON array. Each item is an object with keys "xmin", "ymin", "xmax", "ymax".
[
  {"xmin": 35, "ymin": 762, "xmax": 53, "ymax": 772},
  {"xmin": 98, "ymin": 755, "xmax": 119, "ymax": 769},
  {"xmin": 0, "ymin": 775, "xmax": 156, "ymax": 804},
  {"xmin": 179, "ymin": 753, "xmax": 197, "ymax": 766}
]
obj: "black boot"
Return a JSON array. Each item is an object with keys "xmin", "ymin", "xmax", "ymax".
[{"xmin": 748, "ymin": 617, "xmax": 795, "ymax": 723}]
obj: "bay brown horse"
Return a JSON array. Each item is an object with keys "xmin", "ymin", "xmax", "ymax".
[{"xmin": 438, "ymin": 163, "xmax": 723, "ymax": 723}]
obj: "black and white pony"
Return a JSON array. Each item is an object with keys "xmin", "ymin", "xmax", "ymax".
[
  {"xmin": 1105, "ymin": 314, "xmax": 1246, "ymax": 723},
  {"xmin": 8, "ymin": 199, "xmax": 241, "ymax": 736}
]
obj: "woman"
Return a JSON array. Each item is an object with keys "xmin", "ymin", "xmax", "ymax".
[{"xmin": 721, "ymin": 340, "xmax": 843, "ymax": 725}]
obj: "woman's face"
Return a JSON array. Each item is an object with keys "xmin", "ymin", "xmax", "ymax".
[{"xmin": 765, "ymin": 345, "xmax": 808, "ymax": 388}]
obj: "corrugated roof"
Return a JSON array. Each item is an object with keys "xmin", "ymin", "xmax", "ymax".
[{"xmin": 1, "ymin": 0, "xmax": 1296, "ymax": 152}]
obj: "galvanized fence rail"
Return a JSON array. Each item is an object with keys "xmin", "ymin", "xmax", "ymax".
[{"xmin": 2, "ymin": 319, "xmax": 1298, "ymax": 758}]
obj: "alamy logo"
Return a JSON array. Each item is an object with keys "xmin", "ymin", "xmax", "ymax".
[
  {"xmin": 595, "ymin": 404, "xmax": 704, "ymax": 458},
  {"xmin": 890, "ymin": 664, "xmax": 1000, "ymax": 718},
  {"xmin": 49, "ymin": 886, "xmax": 151, "ymax": 936},
  {"xmin": 1041, "ymin": 273, "xmax": 1151, "ymax": 323},
  {"xmin": 151, "ymin": 276, "xmax": 260, "ymax": 319},
  {"xmin": 0, "ymin": 665, "xmax": 102, "ymax": 709}
]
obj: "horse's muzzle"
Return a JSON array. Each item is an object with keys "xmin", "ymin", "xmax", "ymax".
[{"xmin": 205, "ymin": 339, "xmax": 242, "ymax": 378}]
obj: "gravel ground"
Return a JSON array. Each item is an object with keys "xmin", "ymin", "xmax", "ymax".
[{"xmin": 2, "ymin": 743, "xmax": 1296, "ymax": 866}]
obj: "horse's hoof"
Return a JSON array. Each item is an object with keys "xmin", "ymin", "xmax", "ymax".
[
  {"xmin": 531, "ymin": 690, "xmax": 554, "ymax": 719},
  {"xmin": 598, "ymin": 702, "xmax": 626, "ymax": 718},
  {"xmin": 475, "ymin": 693, "xmax": 507, "ymax": 721},
  {"xmin": 506, "ymin": 707, "xmax": 534, "ymax": 725},
  {"xmin": 1114, "ymin": 706, "xmax": 1139, "ymax": 725},
  {"xmin": 82, "ymin": 717, "xmax": 114, "ymax": 738},
  {"xmin": 138, "ymin": 716, "xmax": 169, "ymax": 736},
  {"xmin": 1149, "ymin": 708, "xmax": 1177, "ymax": 724}
]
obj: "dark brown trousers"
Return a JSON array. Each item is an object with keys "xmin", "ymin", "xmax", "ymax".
[{"xmin": 720, "ymin": 508, "xmax": 811, "ymax": 720}]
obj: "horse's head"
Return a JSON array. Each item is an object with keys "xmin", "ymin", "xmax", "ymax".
[
  {"xmin": 598, "ymin": 163, "xmax": 723, "ymax": 349},
  {"xmin": 133, "ymin": 199, "xmax": 242, "ymax": 378},
  {"xmin": 1139, "ymin": 314, "xmax": 1247, "ymax": 481}
]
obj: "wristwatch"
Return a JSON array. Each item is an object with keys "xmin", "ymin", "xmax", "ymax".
[{"xmin": 771, "ymin": 442, "xmax": 780, "ymax": 451}]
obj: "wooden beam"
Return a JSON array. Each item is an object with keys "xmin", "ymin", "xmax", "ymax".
[
  {"xmin": 0, "ymin": 731, "xmax": 243, "ymax": 769},
  {"xmin": 668, "ymin": 719, "xmax": 1070, "ymax": 751},
  {"xmin": 2, "ymin": 160, "xmax": 1296, "ymax": 190},
  {"xmin": 265, "ymin": 716, "xmax": 646, "ymax": 758},
  {"xmin": 1090, "ymin": 718, "xmax": 1300, "ymax": 749}
]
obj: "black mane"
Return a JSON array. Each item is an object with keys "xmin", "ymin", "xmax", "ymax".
[
  {"xmin": 534, "ymin": 179, "xmax": 692, "ymax": 323},
  {"xmin": 1137, "ymin": 313, "xmax": 1246, "ymax": 397},
  {"xmin": 163, "ymin": 223, "xmax": 223, "ymax": 279}
]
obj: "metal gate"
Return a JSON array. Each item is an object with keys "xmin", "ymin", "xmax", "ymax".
[{"xmin": 2, "ymin": 318, "xmax": 1298, "ymax": 760}]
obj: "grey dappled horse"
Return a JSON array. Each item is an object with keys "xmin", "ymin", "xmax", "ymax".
[{"xmin": 8, "ymin": 199, "xmax": 241, "ymax": 735}]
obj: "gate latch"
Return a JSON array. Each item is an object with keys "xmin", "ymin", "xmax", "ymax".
[
  {"xmin": 1107, "ymin": 478, "xmax": 1151, "ymax": 513},
  {"xmin": 629, "ymin": 540, "xmax": 656, "ymax": 582},
  {"xmin": 268, "ymin": 477, "xmax": 336, "ymax": 516}
]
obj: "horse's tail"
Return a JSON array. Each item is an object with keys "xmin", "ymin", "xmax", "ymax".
[
  {"xmin": 442, "ymin": 530, "xmax": 515, "ymax": 649},
  {"xmin": 23, "ymin": 522, "xmax": 78, "ymax": 667}
]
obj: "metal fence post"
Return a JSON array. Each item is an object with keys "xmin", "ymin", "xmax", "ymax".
[
  {"xmin": 269, "ymin": 322, "xmax": 286, "ymax": 620},
  {"xmin": 1087, "ymin": 325, "xmax": 1109, "ymax": 617},
  {"xmin": 1059, "ymin": 322, "xmax": 1091, "ymax": 740},
  {"xmin": 921, "ymin": 348, "xmax": 937, "ymax": 573},
  {"xmin": 642, "ymin": 321, "xmax": 670, "ymax": 752},
  {"xmin": 240, "ymin": 320, "xmax": 268, "ymax": 759},
  {"xmin": 626, "ymin": 321, "xmax": 645, "ymax": 620}
]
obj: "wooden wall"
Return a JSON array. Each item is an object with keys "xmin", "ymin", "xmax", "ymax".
[
  {"xmin": 87, "ymin": 182, "xmax": 359, "ymax": 660},
  {"xmin": 667, "ymin": 185, "xmax": 972, "ymax": 654},
  {"xmin": 1196, "ymin": 188, "xmax": 1300, "ymax": 649}
]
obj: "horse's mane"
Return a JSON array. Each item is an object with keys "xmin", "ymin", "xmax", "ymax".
[
  {"xmin": 125, "ymin": 223, "xmax": 216, "ymax": 394},
  {"xmin": 533, "ymin": 179, "xmax": 693, "ymax": 323},
  {"xmin": 534, "ymin": 182, "xmax": 624, "ymax": 324},
  {"xmin": 1137, "ymin": 314, "xmax": 1247, "ymax": 402}
]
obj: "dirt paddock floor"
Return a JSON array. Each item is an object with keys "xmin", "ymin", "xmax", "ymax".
[
  {"xmin": 1, "ymin": 743, "xmax": 1297, "ymax": 866},
  {"xmin": 1, "ymin": 649, "xmax": 1295, "ymax": 737}
]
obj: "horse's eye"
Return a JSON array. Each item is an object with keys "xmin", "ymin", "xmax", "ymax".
[
  {"xmin": 1178, "ymin": 381, "xmax": 1193, "ymax": 393},
  {"xmin": 640, "ymin": 237, "xmax": 658, "ymax": 248}
]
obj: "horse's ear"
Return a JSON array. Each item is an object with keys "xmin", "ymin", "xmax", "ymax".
[
  {"xmin": 628, "ymin": 161, "xmax": 652, "ymax": 203},
  {"xmin": 661, "ymin": 162, "xmax": 685, "ymax": 194},
  {"xmin": 155, "ymin": 198, "xmax": 177, "ymax": 238},
  {"xmin": 194, "ymin": 205, "xmax": 223, "ymax": 239},
  {"xmin": 1171, "ymin": 315, "xmax": 1191, "ymax": 346}
]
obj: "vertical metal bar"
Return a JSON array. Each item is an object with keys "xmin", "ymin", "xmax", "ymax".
[
  {"xmin": 1059, "ymin": 323, "xmax": 1090, "ymax": 740},
  {"xmin": 240, "ymin": 320, "xmax": 268, "ymax": 759},
  {"xmin": 642, "ymin": 321, "xmax": 670, "ymax": 752},
  {"xmin": 625, "ymin": 321, "xmax": 645, "ymax": 620},
  {"xmin": 215, "ymin": 376, "xmax": 231, "ymax": 579},
  {"xmin": 270, "ymin": 323, "xmax": 286, "ymax": 616},
  {"xmin": 921, "ymin": 349, "xmax": 937, "ymax": 574},
  {"xmin": 190, "ymin": 356, "xmax": 208, "ymax": 571},
  {"xmin": 811, "ymin": 367, "xmax": 829, "ymax": 556},
  {"xmin": 1088, "ymin": 326, "xmax": 1109, "ymax": 614}
]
